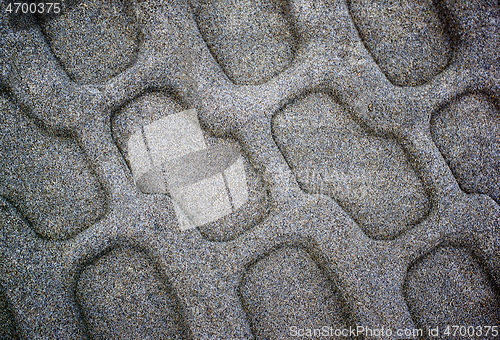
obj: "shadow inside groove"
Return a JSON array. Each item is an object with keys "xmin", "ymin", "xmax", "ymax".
[{"xmin": 0, "ymin": 287, "xmax": 19, "ymax": 340}]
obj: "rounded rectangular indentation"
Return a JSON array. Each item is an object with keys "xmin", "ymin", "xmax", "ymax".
[
  {"xmin": 77, "ymin": 247, "xmax": 189, "ymax": 339},
  {"xmin": 192, "ymin": 0, "xmax": 296, "ymax": 85},
  {"xmin": 272, "ymin": 92, "xmax": 430, "ymax": 239},
  {"xmin": 430, "ymin": 93, "xmax": 500, "ymax": 204},
  {"xmin": 0, "ymin": 94, "xmax": 106, "ymax": 240},
  {"xmin": 405, "ymin": 246, "xmax": 500, "ymax": 330},
  {"xmin": 40, "ymin": 0, "xmax": 140, "ymax": 85},
  {"xmin": 348, "ymin": 0, "xmax": 451, "ymax": 86}
]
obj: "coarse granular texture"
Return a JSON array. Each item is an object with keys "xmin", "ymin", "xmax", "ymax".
[{"xmin": 0, "ymin": 0, "xmax": 499, "ymax": 339}]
